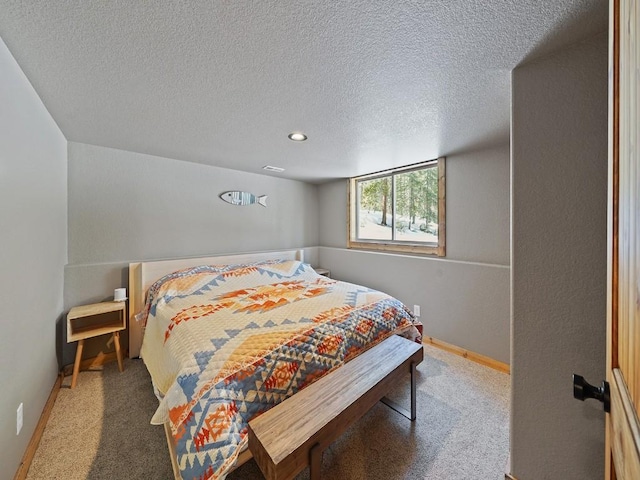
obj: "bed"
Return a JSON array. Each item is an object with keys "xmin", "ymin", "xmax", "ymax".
[{"xmin": 129, "ymin": 250, "xmax": 421, "ymax": 480}]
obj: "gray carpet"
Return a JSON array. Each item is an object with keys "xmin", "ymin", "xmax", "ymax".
[{"xmin": 26, "ymin": 344, "xmax": 509, "ymax": 480}]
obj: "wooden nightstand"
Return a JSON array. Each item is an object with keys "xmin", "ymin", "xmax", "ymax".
[
  {"xmin": 314, "ymin": 267, "xmax": 331, "ymax": 278},
  {"xmin": 67, "ymin": 301, "xmax": 126, "ymax": 388}
]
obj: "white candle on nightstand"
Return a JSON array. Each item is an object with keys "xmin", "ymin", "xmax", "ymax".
[{"xmin": 114, "ymin": 288, "xmax": 127, "ymax": 302}]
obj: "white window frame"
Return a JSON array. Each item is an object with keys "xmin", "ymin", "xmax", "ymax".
[{"xmin": 348, "ymin": 157, "xmax": 446, "ymax": 256}]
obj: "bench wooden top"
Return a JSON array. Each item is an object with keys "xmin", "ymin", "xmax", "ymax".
[{"xmin": 248, "ymin": 334, "xmax": 423, "ymax": 480}]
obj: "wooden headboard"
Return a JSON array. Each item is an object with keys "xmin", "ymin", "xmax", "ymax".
[{"xmin": 127, "ymin": 249, "xmax": 305, "ymax": 358}]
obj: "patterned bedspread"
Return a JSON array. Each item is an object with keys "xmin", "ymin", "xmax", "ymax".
[{"xmin": 140, "ymin": 260, "xmax": 420, "ymax": 480}]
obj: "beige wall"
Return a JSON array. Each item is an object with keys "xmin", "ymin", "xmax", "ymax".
[
  {"xmin": 511, "ymin": 32, "xmax": 608, "ymax": 479},
  {"xmin": 0, "ymin": 36, "xmax": 67, "ymax": 476}
]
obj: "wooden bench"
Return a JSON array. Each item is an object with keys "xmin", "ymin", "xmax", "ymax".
[{"xmin": 248, "ymin": 334, "xmax": 424, "ymax": 480}]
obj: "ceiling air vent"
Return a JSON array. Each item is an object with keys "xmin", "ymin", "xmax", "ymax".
[{"xmin": 262, "ymin": 165, "xmax": 285, "ymax": 172}]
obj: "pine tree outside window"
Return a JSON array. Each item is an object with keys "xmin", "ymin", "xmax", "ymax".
[{"xmin": 348, "ymin": 158, "xmax": 445, "ymax": 256}]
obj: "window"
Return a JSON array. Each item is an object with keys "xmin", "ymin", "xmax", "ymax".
[{"xmin": 348, "ymin": 157, "xmax": 445, "ymax": 256}]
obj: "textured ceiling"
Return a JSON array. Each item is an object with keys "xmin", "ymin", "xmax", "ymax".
[{"xmin": 0, "ymin": 1, "xmax": 607, "ymax": 183}]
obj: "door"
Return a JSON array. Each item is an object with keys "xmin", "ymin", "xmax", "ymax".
[{"xmin": 606, "ymin": 1, "xmax": 640, "ymax": 478}]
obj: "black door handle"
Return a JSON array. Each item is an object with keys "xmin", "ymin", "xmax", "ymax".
[{"xmin": 572, "ymin": 374, "xmax": 610, "ymax": 412}]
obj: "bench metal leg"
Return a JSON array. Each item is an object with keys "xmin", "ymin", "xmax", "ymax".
[
  {"xmin": 310, "ymin": 443, "xmax": 322, "ymax": 480},
  {"xmin": 380, "ymin": 361, "xmax": 417, "ymax": 421}
]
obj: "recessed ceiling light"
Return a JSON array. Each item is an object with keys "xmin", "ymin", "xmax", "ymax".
[
  {"xmin": 288, "ymin": 132, "xmax": 307, "ymax": 142},
  {"xmin": 263, "ymin": 165, "xmax": 285, "ymax": 172}
]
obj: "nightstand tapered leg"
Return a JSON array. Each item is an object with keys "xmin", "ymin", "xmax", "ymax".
[
  {"xmin": 113, "ymin": 332, "xmax": 124, "ymax": 372},
  {"xmin": 71, "ymin": 339, "xmax": 84, "ymax": 389}
]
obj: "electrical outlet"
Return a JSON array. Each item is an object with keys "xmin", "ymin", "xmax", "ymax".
[
  {"xmin": 413, "ymin": 305, "xmax": 421, "ymax": 317},
  {"xmin": 17, "ymin": 403, "xmax": 23, "ymax": 435}
]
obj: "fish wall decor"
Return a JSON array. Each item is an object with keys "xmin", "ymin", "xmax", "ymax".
[{"xmin": 219, "ymin": 191, "xmax": 267, "ymax": 207}]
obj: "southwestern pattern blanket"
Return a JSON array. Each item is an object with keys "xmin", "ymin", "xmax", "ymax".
[{"xmin": 140, "ymin": 260, "xmax": 420, "ymax": 480}]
